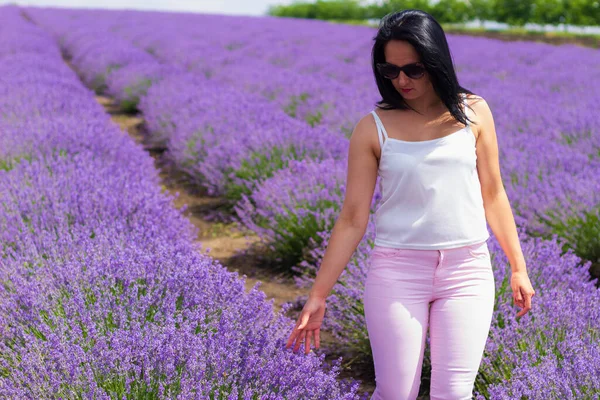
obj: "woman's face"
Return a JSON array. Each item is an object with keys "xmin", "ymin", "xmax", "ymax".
[{"xmin": 383, "ymin": 40, "xmax": 432, "ymax": 99}]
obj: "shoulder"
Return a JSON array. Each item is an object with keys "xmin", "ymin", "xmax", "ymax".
[
  {"xmin": 353, "ymin": 111, "xmax": 379, "ymax": 145},
  {"xmin": 350, "ymin": 111, "xmax": 381, "ymax": 158},
  {"xmin": 463, "ymin": 93, "xmax": 494, "ymax": 138},
  {"xmin": 464, "ymin": 93, "xmax": 492, "ymax": 117}
]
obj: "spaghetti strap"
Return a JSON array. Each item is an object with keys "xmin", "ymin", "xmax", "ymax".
[
  {"xmin": 371, "ymin": 110, "xmax": 389, "ymax": 149},
  {"xmin": 462, "ymin": 93, "xmax": 470, "ymax": 127}
]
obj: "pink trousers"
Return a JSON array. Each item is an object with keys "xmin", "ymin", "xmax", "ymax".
[{"xmin": 363, "ymin": 241, "xmax": 495, "ymax": 400}]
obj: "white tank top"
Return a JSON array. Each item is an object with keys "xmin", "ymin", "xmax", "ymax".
[{"xmin": 371, "ymin": 93, "xmax": 490, "ymax": 250}]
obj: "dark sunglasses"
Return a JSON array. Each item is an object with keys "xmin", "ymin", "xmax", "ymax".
[{"xmin": 376, "ymin": 62, "xmax": 426, "ymax": 80}]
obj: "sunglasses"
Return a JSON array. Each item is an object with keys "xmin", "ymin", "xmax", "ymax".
[{"xmin": 376, "ymin": 62, "xmax": 426, "ymax": 80}]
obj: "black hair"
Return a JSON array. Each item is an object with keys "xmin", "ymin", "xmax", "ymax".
[{"xmin": 372, "ymin": 9, "xmax": 474, "ymax": 127}]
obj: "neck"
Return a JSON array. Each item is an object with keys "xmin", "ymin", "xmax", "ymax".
[{"xmin": 404, "ymin": 92, "xmax": 444, "ymax": 116}]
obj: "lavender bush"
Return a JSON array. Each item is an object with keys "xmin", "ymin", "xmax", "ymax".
[
  {"xmin": 105, "ymin": 61, "xmax": 185, "ymax": 113},
  {"xmin": 234, "ymin": 157, "xmax": 349, "ymax": 267},
  {"xmin": 475, "ymin": 234, "xmax": 600, "ymax": 398},
  {"xmin": 0, "ymin": 151, "xmax": 362, "ymax": 399}
]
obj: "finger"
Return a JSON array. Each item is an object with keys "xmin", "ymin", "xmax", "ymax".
[
  {"xmin": 524, "ymin": 291, "xmax": 532, "ymax": 311},
  {"xmin": 516, "ymin": 301, "xmax": 532, "ymax": 318},
  {"xmin": 285, "ymin": 328, "xmax": 300, "ymax": 349},
  {"xmin": 516, "ymin": 306, "xmax": 530, "ymax": 317},
  {"xmin": 515, "ymin": 298, "xmax": 523, "ymax": 307},
  {"xmin": 516, "ymin": 308, "xmax": 525, "ymax": 317},
  {"xmin": 287, "ymin": 317, "xmax": 307, "ymax": 348},
  {"xmin": 294, "ymin": 330, "xmax": 306, "ymax": 352},
  {"xmin": 514, "ymin": 291, "xmax": 523, "ymax": 306},
  {"xmin": 305, "ymin": 330, "xmax": 312, "ymax": 354},
  {"xmin": 513, "ymin": 297, "xmax": 521, "ymax": 308},
  {"xmin": 314, "ymin": 328, "xmax": 320, "ymax": 349},
  {"xmin": 514, "ymin": 288, "xmax": 523, "ymax": 304}
]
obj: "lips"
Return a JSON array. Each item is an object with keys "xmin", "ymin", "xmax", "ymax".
[{"xmin": 401, "ymin": 88, "xmax": 412, "ymax": 93}]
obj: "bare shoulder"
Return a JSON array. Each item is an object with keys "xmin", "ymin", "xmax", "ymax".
[
  {"xmin": 350, "ymin": 111, "xmax": 381, "ymax": 160},
  {"xmin": 465, "ymin": 94, "xmax": 492, "ymax": 117},
  {"xmin": 464, "ymin": 94, "xmax": 494, "ymax": 140}
]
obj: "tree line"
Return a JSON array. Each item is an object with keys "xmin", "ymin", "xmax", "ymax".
[{"xmin": 267, "ymin": 0, "xmax": 600, "ymax": 27}]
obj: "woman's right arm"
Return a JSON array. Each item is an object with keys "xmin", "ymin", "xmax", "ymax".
[
  {"xmin": 285, "ymin": 113, "xmax": 380, "ymax": 354},
  {"xmin": 308, "ymin": 114, "xmax": 380, "ymax": 300}
]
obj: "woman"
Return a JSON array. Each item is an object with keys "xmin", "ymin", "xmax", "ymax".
[{"xmin": 285, "ymin": 9, "xmax": 535, "ymax": 400}]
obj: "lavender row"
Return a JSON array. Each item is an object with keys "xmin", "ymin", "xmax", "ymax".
[{"xmin": 0, "ymin": 5, "xmax": 363, "ymax": 398}]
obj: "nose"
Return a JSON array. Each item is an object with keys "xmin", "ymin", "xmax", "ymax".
[{"xmin": 397, "ymin": 71, "xmax": 410, "ymax": 86}]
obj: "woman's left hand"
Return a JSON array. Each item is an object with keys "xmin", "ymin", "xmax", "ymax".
[{"xmin": 510, "ymin": 271, "xmax": 535, "ymax": 317}]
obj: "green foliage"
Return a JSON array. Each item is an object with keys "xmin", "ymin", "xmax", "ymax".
[
  {"xmin": 268, "ymin": 0, "xmax": 364, "ymax": 20},
  {"xmin": 283, "ymin": 92, "xmax": 307, "ymax": 118},
  {"xmin": 380, "ymin": 0, "xmax": 431, "ymax": 15},
  {"xmin": 224, "ymin": 145, "xmax": 301, "ymax": 205},
  {"xmin": 530, "ymin": 0, "xmax": 566, "ymax": 25},
  {"xmin": 538, "ymin": 205, "xmax": 600, "ymax": 272},
  {"xmin": 256, "ymin": 193, "xmax": 343, "ymax": 268},
  {"xmin": 566, "ymin": 0, "xmax": 600, "ymax": 26},
  {"xmin": 267, "ymin": 0, "xmax": 600, "ymax": 27},
  {"xmin": 283, "ymin": 92, "xmax": 329, "ymax": 126},
  {"xmin": 90, "ymin": 64, "xmax": 123, "ymax": 94},
  {"xmin": 493, "ymin": 0, "xmax": 535, "ymax": 26},
  {"xmin": 430, "ymin": 0, "xmax": 474, "ymax": 24},
  {"xmin": 120, "ymin": 78, "xmax": 153, "ymax": 113},
  {"xmin": 469, "ymin": 0, "xmax": 496, "ymax": 22},
  {"xmin": 0, "ymin": 153, "xmax": 33, "ymax": 171}
]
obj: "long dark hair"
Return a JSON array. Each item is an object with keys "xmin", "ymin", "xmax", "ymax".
[{"xmin": 372, "ymin": 9, "xmax": 474, "ymax": 127}]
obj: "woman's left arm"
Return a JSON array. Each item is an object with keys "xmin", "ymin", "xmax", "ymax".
[{"xmin": 470, "ymin": 95, "xmax": 536, "ymax": 317}]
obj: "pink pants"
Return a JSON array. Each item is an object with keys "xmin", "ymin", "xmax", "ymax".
[{"xmin": 363, "ymin": 241, "xmax": 495, "ymax": 400}]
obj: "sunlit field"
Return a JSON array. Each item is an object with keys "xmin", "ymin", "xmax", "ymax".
[{"xmin": 1, "ymin": 4, "xmax": 599, "ymax": 399}]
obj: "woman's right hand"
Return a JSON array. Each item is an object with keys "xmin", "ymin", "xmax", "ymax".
[{"xmin": 285, "ymin": 295, "xmax": 327, "ymax": 355}]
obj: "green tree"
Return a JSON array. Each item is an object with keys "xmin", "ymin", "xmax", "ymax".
[
  {"xmin": 431, "ymin": 0, "xmax": 473, "ymax": 23},
  {"xmin": 566, "ymin": 0, "xmax": 600, "ymax": 26},
  {"xmin": 493, "ymin": 0, "xmax": 535, "ymax": 26},
  {"xmin": 314, "ymin": 0, "xmax": 365, "ymax": 20},
  {"xmin": 268, "ymin": 2, "xmax": 318, "ymax": 18},
  {"xmin": 469, "ymin": 0, "xmax": 495, "ymax": 27},
  {"xmin": 531, "ymin": 0, "xmax": 566, "ymax": 25},
  {"xmin": 380, "ymin": 0, "xmax": 433, "ymax": 15}
]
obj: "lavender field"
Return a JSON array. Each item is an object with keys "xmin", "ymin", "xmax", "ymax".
[{"xmin": 1, "ymin": 4, "xmax": 599, "ymax": 399}]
